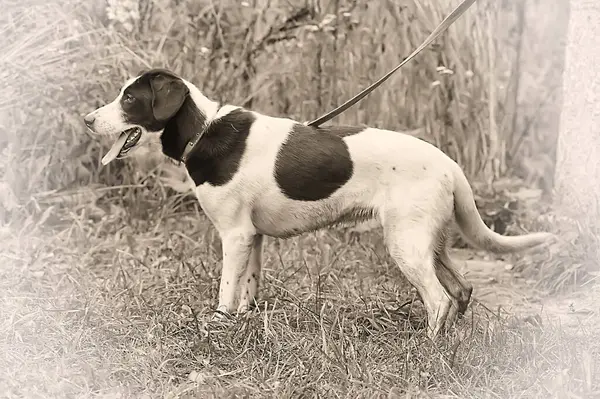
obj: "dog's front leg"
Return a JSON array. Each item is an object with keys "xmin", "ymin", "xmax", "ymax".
[
  {"xmin": 215, "ymin": 230, "xmax": 256, "ymax": 317},
  {"xmin": 237, "ymin": 234, "xmax": 264, "ymax": 313}
]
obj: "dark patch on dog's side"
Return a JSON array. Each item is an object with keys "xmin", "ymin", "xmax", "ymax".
[
  {"xmin": 274, "ymin": 124, "xmax": 365, "ymax": 201},
  {"xmin": 317, "ymin": 125, "xmax": 366, "ymax": 137},
  {"xmin": 167, "ymin": 107, "xmax": 255, "ymax": 186}
]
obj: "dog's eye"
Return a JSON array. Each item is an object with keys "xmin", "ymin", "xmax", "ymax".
[{"xmin": 123, "ymin": 94, "xmax": 136, "ymax": 104}]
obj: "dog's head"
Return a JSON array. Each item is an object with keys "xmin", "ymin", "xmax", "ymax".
[{"xmin": 84, "ymin": 69, "xmax": 189, "ymax": 165}]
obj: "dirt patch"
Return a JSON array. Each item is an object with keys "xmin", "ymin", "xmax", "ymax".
[{"xmin": 452, "ymin": 248, "xmax": 600, "ymax": 334}]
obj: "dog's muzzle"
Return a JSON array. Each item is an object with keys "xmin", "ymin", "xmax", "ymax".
[{"xmin": 101, "ymin": 127, "xmax": 142, "ymax": 165}]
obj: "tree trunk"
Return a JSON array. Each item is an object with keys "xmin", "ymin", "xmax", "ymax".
[{"xmin": 555, "ymin": 0, "xmax": 600, "ymax": 225}]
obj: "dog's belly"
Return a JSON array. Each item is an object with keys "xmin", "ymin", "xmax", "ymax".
[{"xmin": 250, "ymin": 198, "xmax": 375, "ymax": 239}]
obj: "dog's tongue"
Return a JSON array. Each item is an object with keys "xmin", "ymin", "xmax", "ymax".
[{"xmin": 101, "ymin": 133, "xmax": 128, "ymax": 165}]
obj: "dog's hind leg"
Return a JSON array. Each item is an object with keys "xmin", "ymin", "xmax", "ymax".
[
  {"xmin": 433, "ymin": 226, "xmax": 473, "ymax": 329},
  {"xmin": 237, "ymin": 234, "xmax": 264, "ymax": 313},
  {"xmin": 383, "ymin": 216, "xmax": 453, "ymax": 339}
]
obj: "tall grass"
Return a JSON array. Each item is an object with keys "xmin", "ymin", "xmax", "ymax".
[
  {"xmin": 1, "ymin": 1, "xmax": 123, "ymax": 221},
  {"xmin": 1, "ymin": 0, "xmax": 567, "ymax": 274},
  {"xmin": 2, "ymin": 0, "xmax": 563, "ymax": 192}
]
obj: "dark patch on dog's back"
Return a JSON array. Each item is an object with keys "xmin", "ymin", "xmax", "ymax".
[
  {"xmin": 184, "ymin": 109, "xmax": 255, "ymax": 186},
  {"xmin": 318, "ymin": 125, "xmax": 366, "ymax": 137},
  {"xmin": 274, "ymin": 124, "xmax": 365, "ymax": 201}
]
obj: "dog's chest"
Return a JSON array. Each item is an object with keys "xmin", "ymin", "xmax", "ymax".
[
  {"xmin": 193, "ymin": 183, "xmax": 237, "ymax": 231},
  {"xmin": 188, "ymin": 120, "xmax": 287, "ymax": 232}
]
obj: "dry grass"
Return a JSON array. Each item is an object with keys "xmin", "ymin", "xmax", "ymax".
[
  {"xmin": 1, "ymin": 0, "xmax": 597, "ymax": 398},
  {"xmin": 1, "ymin": 205, "xmax": 598, "ymax": 398}
]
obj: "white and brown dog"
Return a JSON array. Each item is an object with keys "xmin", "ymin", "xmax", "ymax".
[{"xmin": 84, "ymin": 68, "xmax": 553, "ymax": 337}]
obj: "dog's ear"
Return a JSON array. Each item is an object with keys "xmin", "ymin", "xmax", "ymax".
[{"xmin": 149, "ymin": 73, "xmax": 189, "ymax": 122}]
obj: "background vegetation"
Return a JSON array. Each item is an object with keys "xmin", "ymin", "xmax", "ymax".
[
  {"xmin": 2, "ymin": 0, "xmax": 567, "ymax": 206},
  {"xmin": 3, "ymin": 0, "xmax": 597, "ymax": 398}
]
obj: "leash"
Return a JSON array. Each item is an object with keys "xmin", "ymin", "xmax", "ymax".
[
  {"xmin": 307, "ymin": 0, "xmax": 478, "ymax": 128},
  {"xmin": 179, "ymin": 0, "xmax": 476, "ymax": 163}
]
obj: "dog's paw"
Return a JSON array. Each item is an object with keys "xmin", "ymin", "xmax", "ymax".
[
  {"xmin": 211, "ymin": 308, "xmax": 234, "ymax": 322},
  {"xmin": 236, "ymin": 299, "xmax": 259, "ymax": 315},
  {"xmin": 200, "ymin": 310, "xmax": 236, "ymax": 335}
]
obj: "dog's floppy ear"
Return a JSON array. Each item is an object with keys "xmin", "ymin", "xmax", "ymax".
[{"xmin": 149, "ymin": 73, "xmax": 189, "ymax": 122}]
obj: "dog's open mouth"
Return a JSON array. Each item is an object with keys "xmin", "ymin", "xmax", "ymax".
[{"xmin": 101, "ymin": 127, "xmax": 142, "ymax": 165}]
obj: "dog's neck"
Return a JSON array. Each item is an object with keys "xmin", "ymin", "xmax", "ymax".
[
  {"xmin": 159, "ymin": 80, "xmax": 220, "ymax": 161},
  {"xmin": 183, "ymin": 79, "xmax": 220, "ymax": 121},
  {"xmin": 159, "ymin": 79, "xmax": 255, "ymax": 187}
]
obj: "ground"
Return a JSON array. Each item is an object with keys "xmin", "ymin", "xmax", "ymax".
[{"xmin": 1, "ymin": 187, "xmax": 598, "ymax": 398}]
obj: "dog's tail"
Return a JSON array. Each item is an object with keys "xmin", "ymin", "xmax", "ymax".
[{"xmin": 451, "ymin": 163, "xmax": 553, "ymax": 253}]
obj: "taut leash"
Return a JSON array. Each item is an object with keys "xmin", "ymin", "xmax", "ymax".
[{"xmin": 307, "ymin": 0, "xmax": 478, "ymax": 128}]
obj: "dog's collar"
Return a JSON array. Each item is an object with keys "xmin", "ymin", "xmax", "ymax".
[
  {"xmin": 179, "ymin": 103, "xmax": 220, "ymax": 163},
  {"xmin": 180, "ymin": 129, "xmax": 205, "ymax": 163}
]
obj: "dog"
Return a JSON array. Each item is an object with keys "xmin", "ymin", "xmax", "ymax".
[{"xmin": 84, "ymin": 68, "xmax": 553, "ymax": 337}]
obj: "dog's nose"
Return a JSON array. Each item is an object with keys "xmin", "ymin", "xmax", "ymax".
[{"xmin": 83, "ymin": 114, "xmax": 95, "ymax": 128}]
